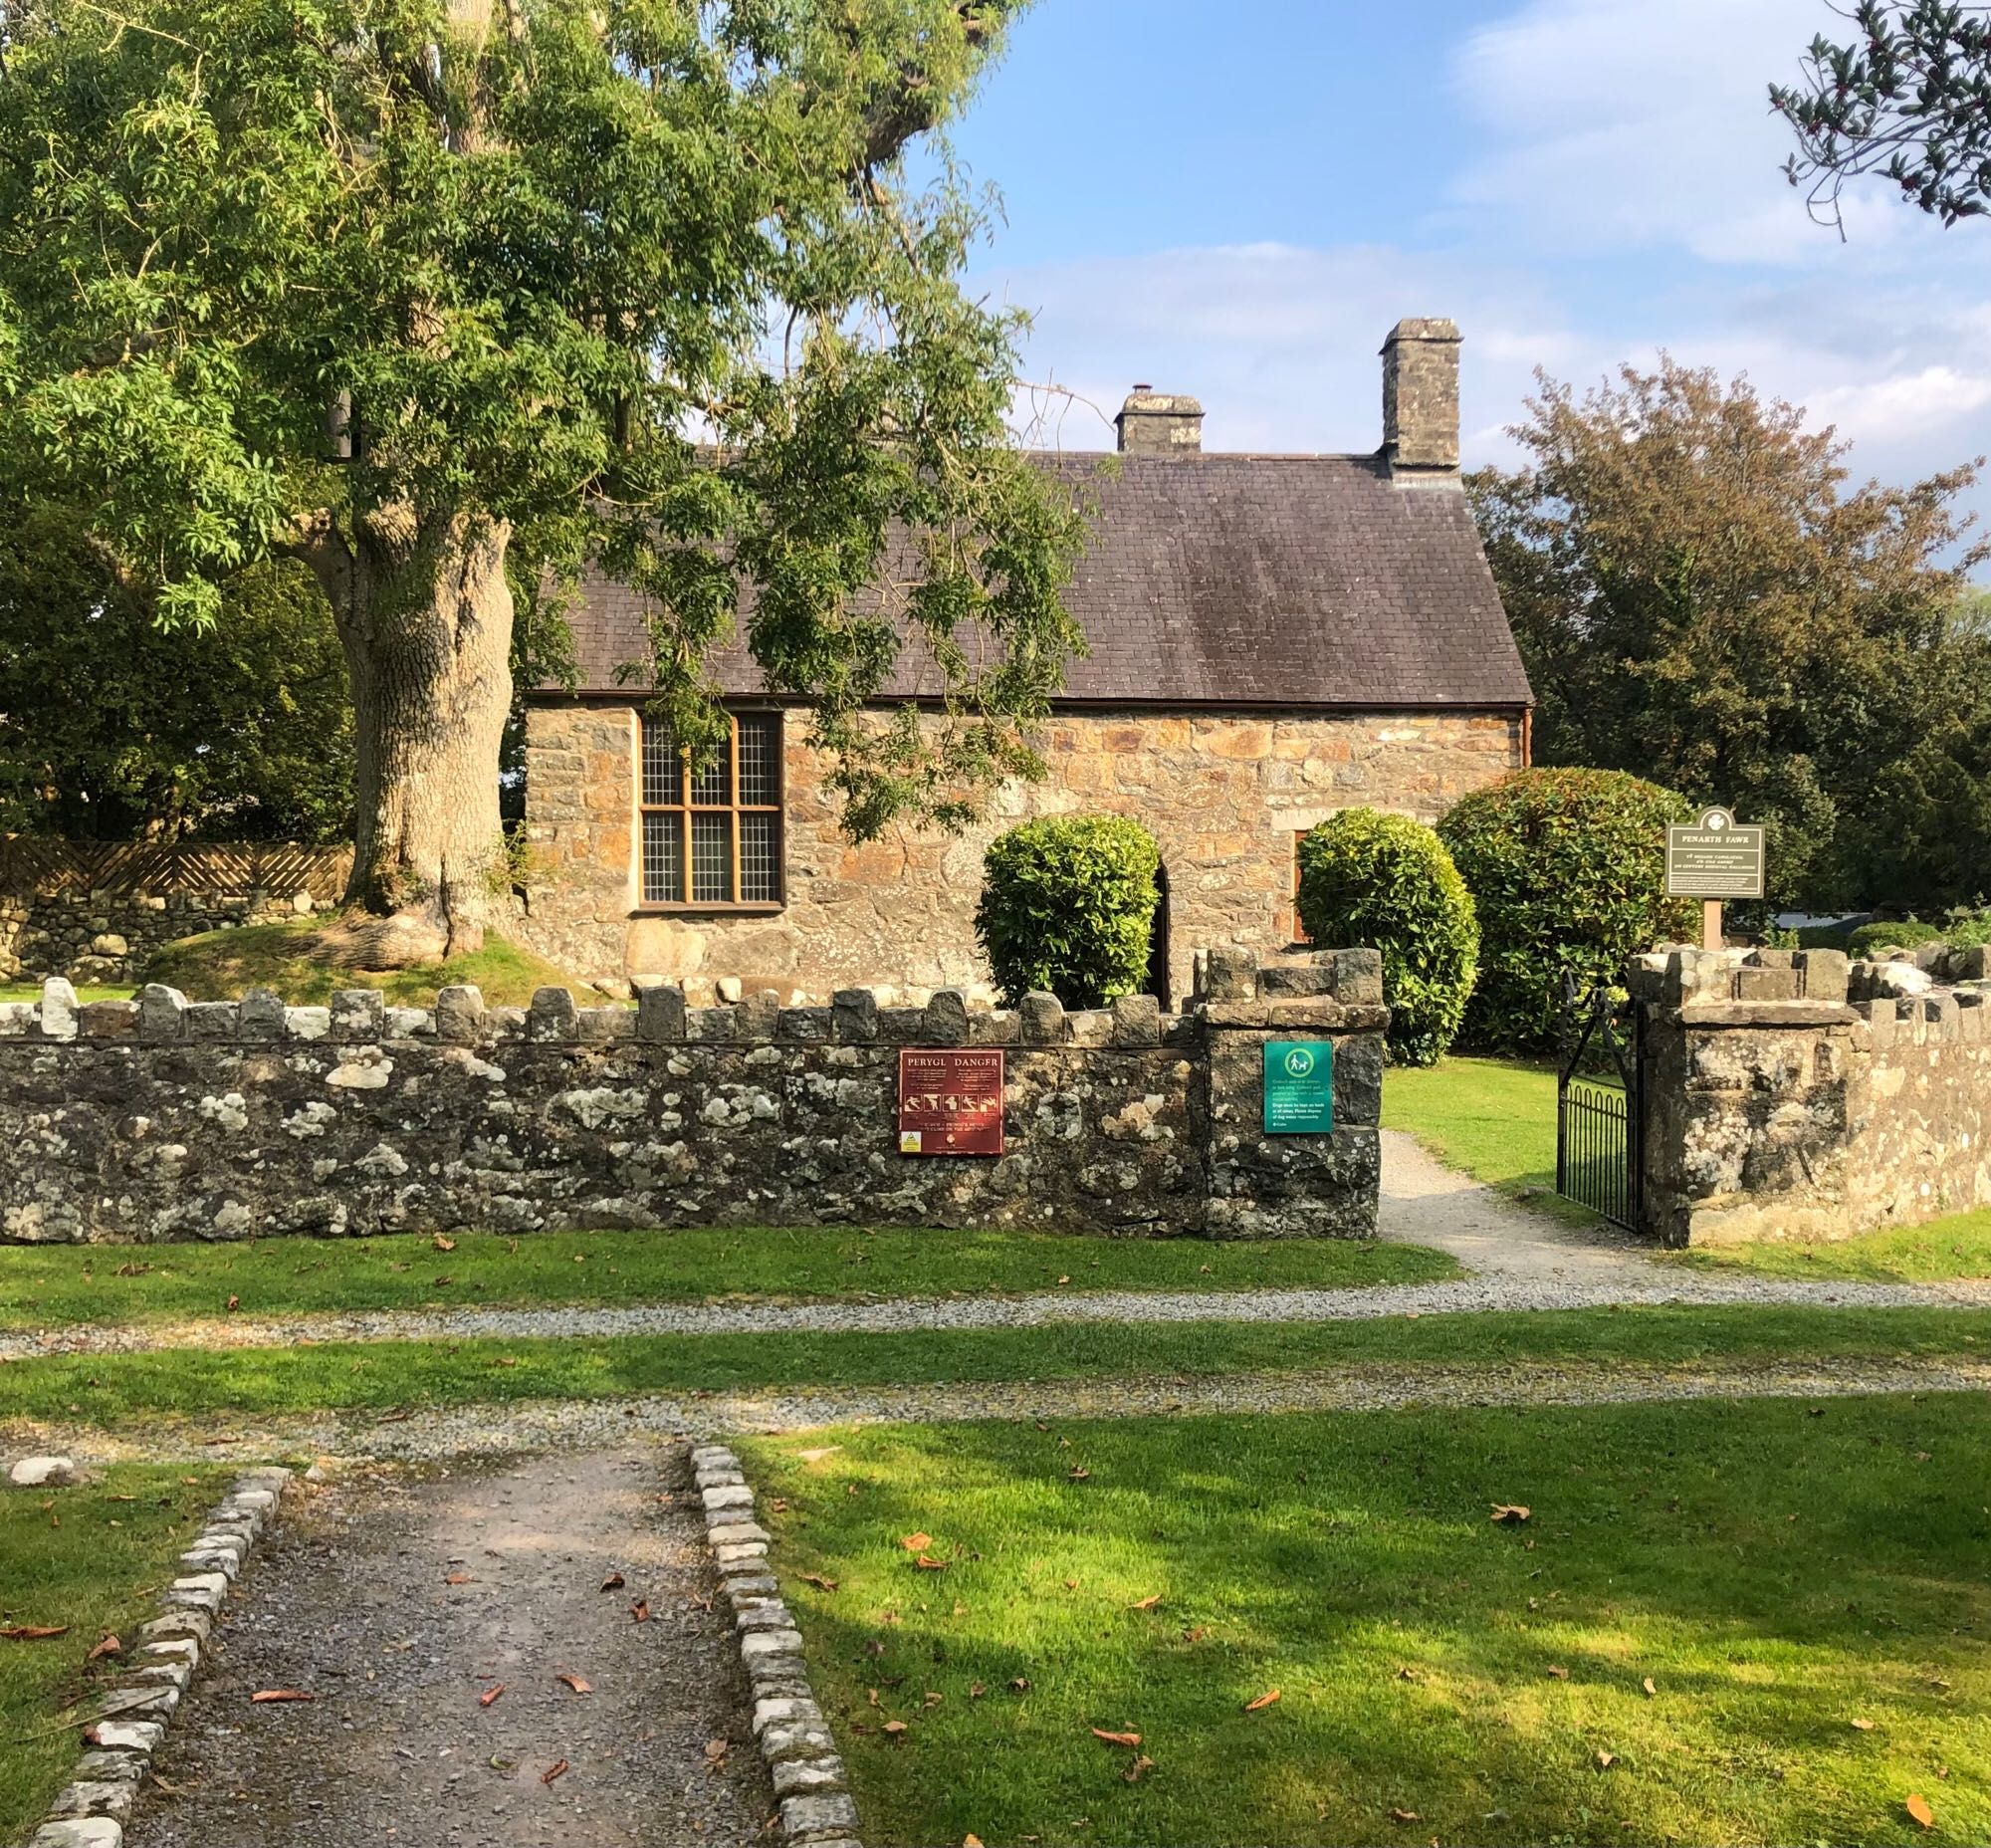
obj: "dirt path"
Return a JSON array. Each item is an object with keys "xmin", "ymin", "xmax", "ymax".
[{"xmin": 124, "ymin": 1445, "xmax": 771, "ymax": 1848}]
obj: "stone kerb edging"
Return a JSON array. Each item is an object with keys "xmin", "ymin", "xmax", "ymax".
[
  {"xmin": 690, "ymin": 1443, "xmax": 863, "ymax": 1848},
  {"xmin": 30, "ymin": 1467, "xmax": 293, "ymax": 1848}
]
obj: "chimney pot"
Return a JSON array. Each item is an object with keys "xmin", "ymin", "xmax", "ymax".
[
  {"xmin": 1380, "ymin": 318, "xmax": 1461, "ymax": 477},
  {"xmin": 1116, "ymin": 389, "xmax": 1204, "ymax": 456}
]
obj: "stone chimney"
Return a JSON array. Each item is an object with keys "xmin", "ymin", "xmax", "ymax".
[
  {"xmin": 1115, "ymin": 387, "xmax": 1204, "ymax": 456},
  {"xmin": 1380, "ymin": 318, "xmax": 1461, "ymax": 477}
]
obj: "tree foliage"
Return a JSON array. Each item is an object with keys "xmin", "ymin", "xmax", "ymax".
[
  {"xmin": 1438, "ymin": 769, "xmax": 1695, "ymax": 1052},
  {"xmin": 1468, "ymin": 358, "xmax": 1990, "ymax": 913},
  {"xmin": 0, "ymin": 0, "xmax": 1085, "ymax": 955},
  {"xmin": 1774, "ymin": 2, "xmax": 1991, "ymax": 229},
  {"xmin": 1295, "ymin": 809, "xmax": 1477, "ymax": 1068},
  {"xmin": 976, "ymin": 815, "xmax": 1160, "ymax": 1009},
  {"xmin": 0, "ymin": 498, "xmax": 351, "ymax": 841}
]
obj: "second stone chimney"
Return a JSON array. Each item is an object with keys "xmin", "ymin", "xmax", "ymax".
[
  {"xmin": 1116, "ymin": 387, "xmax": 1204, "ymax": 456},
  {"xmin": 1380, "ymin": 318, "xmax": 1461, "ymax": 477}
]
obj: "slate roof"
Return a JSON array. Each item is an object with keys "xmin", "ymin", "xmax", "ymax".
[{"xmin": 552, "ymin": 451, "xmax": 1533, "ymax": 709}]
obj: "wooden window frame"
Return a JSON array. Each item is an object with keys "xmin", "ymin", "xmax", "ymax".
[
  {"xmin": 635, "ymin": 710, "xmax": 785, "ymax": 914},
  {"xmin": 1290, "ymin": 830, "xmax": 1310, "ymax": 945}
]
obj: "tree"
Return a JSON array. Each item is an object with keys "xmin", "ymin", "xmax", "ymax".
[
  {"xmin": 0, "ymin": 0, "xmax": 1085, "ymax": 963},
  {"xmin": 1468, "ymin": 359, "xmax": 1986, "ymax": 912},
  {"xmin": 0, "ymin": 498, "xmax": 352, "ymax": 841},
  {"xmin": 1774, "ymin": 2, "xmax": 1991, "ymax": 229}
]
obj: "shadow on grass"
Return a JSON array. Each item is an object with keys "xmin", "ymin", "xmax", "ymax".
[{"xmin": 745, "ymin": 1397, "xmax": 1991, "ymax": 1848}]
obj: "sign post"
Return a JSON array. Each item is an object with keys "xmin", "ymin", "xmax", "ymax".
[
  {"xmin": 1262, "ymin": 1040, "xmax": 1334, "ymax": 1134},
  {"xmin": 1664, "ymin": 807, "xmax": 1765, "ymax": 950}
]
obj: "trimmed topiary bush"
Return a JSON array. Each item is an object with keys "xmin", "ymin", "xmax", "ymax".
[
  {"xmin": 1296, "ymin": 808, "xmax": 1477, "ymax": 1066},
  {"xmin": 977, "ymin": 815, "xmax": 1161, "ymax": 1008},
  {"xmin": 1848, "ymin": 917, "xmax": 1942, "ymax": 958},
  {"xmin": 1438, "ymin": 769, "xmax": 1695, "ymax": 1051}
]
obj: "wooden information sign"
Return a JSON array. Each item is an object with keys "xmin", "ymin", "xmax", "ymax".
[
  {"xmin": 1665, "ymin": 808, "xmax": 1765, "ymax": 900},
  {"xmin": 1262, "ymin": 1040, "xmax": 1334, "ymax": 1135},
  {"xmin": 897, "ymin": 1048, "xmax": 1004, "ymax": 1156}
]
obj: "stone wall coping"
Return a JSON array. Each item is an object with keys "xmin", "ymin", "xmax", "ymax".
[
  {"xmin": 1675, "ymin": 1001, "xmax": 1862, "ymax": 1030},
  {"xmin": 9, "ymin": 949, "xmax": 1389, "ymax": 1051}
]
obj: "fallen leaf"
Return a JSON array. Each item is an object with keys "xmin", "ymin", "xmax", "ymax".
[
  {"xmin": 480, "ymin": 1684, "xmax": 506, "ymax": 1708},
  {"xmin": 600, "ymin": 1572, "xmax": 625, "ymax": 1592},
  {"xmin": 1906, "ymin": 1794, "xmax": 1934, "ymax": 1830},
  {"xmin": 704, "ymin": 1737, "xmax": 729, "ymax": 1763},
  {"xmin": 801, "ymin": 1573, "xmax": 839, "ymax": 1593},
  {"xmin": 969, "ymin": 1682, "xmax": 987, "ymax": 1699},
  {"xmin": 433, "ymin": 1234, "xmax": 457, "ymax": 1252},
  {"xmin": 1056, "ymin": 1274, "xmax": 1070, "ymax": 1284},
  {"xmin": 915, "ymin": 1554, "xmax": 949, "ymax": 1571},
  {"xmin": 1067, "ymin": 1467, "xmax": 1091, "ymax": 1481},
  {"xmin": 1642, "ymin": 1677, "xmax": 1657, "ymax": 1698},
  {"xmin": 1122, "ymin": 1755, "xmax": 1155, "ymax": 1784},
  {"xmin": 225, "ymin": 1295, "xmax": 240, "ymax": 1311},
  {"xmin": 630, "ymin": 1599, "xmax": 650, "ymax": 1623},
  {"xmin": 1182, "ymin": 1626, "xmax": 1209, "ymax": 1644},
  {"xmin": 251, "ymin": 1690, "xmax": 315, "ymax": 1704},
  {"xmin": 1243, "ymin": 1689, "xmax": 1281, "ymax": 1713},
  {"xmin": 1063, "ymin": 1578, "xmax": 1078, "ymax": 1590},
  {"xmin": 1850, "ymin": 1717, "xmax": 1877, "ymax": 1732},
  {"xmin": 556, "ymin": 1673, "xmax": 592, "ymax": 1696},
  {"xmin": 883, "ymin": 1720, "xmax": 909, "ymax": 1736},
  {"xmin": 1390, "ymin": 1809, "xmax": 1422, "ymax": 1825},
  {"xmin": 86, "ymin": 1634, "xmax": 121, "ymax": 1663},
  {"xmin": 541, "ymin": 1759, "xmax": 568, "ymax": 1786},
  {"xmin": 1129, "ymin": 1595, "xmax": 1163, "ymax": 1611},
  {"xmin": 1595, "ymin": 1749, "xmax": 1617, "ymax": 1770},
  {"xmin": 0, "ymin": 1626, "xmax": 68, "ymax": 1641},
  {"xmin": 1008, "ymin": 1676, "xmax": 1031, "ymax": 1693},
  {"xmin": 1546, "ymin": 1665, "xmax": 1570, "ymax": 1681},
  {"xmin": 444, "ymin": 1572, "xmax": 474, "ymax": 1586},
  {"xmin": 900, "ymin": 1532, "xmax": 933, "ymax": 1552},
  {"xmin": 924, "ymin": 1691, "xmax": 944, "ymax": 1708},
  {"xmin": 1091, "ymin": 1728, "xmax": 1142, "ymax": 1747},
  {"xmin": 867, "ymin": 1689, "xmax": 881, "ymax": 1708},
  {"xmin": 965, "ymin": 1837, "xmax": 987, "ymax": 1847},
  {"xmin": 1489, "ymin": 1503, "xmax": 1531, "ymax": 1524},
  {"xmin": 493, "ymin": 1357, "xmax": 519, "ymax": 1368}
]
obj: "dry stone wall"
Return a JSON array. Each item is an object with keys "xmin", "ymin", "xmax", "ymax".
[
  {"xmin": 0, "ymin": 888, "xmax": 327, "ymax": 986},
  {"xmin": 1631, "ymin": 944, "xmax": 1991, "ymax": 1245},
  {"xmin": 0, "ymin": 949, "xmax": 1386, "ymax": 1246}
]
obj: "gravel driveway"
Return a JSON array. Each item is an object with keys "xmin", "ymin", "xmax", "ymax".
[{"xmin": 124, "ymin": 1445, "xmax": 771, "ymax": 1848}]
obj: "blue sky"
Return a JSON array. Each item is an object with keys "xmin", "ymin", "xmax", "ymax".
[{"xmin": 923, "ymin": 0, "xmax": 1991, "ymax": 528}]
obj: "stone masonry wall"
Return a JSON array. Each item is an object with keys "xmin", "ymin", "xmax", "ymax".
[
  {"xmin": 0, "ymin": 889, "xmax": 328, "ymax": 986},
  {"xmin": 1631, "ymin": 944, "xmax": 1991, "ymax": 1246},
  {"xmin": 519, "ymin": 702, "xmax": 1521, "ymax": 1003},
  {"xmin": 0, "ymin": 947, "xmax": 1386, "ymax": 1245}
]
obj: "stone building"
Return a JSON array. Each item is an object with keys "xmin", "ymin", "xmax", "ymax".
[{"xmin": 521, "ymin": 318, "xmax": 1533, "ymax": 1002}]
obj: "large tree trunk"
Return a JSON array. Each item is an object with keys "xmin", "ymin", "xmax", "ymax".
[{"xmin": 317, "ymin": 511, "xmax": 514, "ymax": 967}]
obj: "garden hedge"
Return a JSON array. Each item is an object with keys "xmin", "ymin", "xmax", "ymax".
[
  {"xmin": 1295, "ymin": 808, "xmax": 1477, "ymax": 1066},
  {"xmin": 1438, "ymin": 768, "xmax": 1695, "ymax": 1051},
  {"xmin": 976, "ymin": 815, "xmax": 1161, "ymax": 1008},
  {"xmin": 1847, "ymin": 917, "xmax": 1942, "ymax": 957}
]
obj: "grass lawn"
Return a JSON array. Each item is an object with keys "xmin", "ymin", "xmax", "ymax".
[
  {"xmin": 0, "ymin": 1230, "xmax": 1458, "ymax": 1332},
  {"xmin": 0, "ymin": 1465, "xmax": 228, "ymax": 1839},
  {"xmin": 742, "ymin": 1396, "xmax": 1991, "ymax": 1848},
  {"xmin": 1381, "ymin": 1055, "xmax": 1589, "ymax": 1216},
  {"xmin": 0, "ymin": 1305, "xmax": 1985, "ymax": 1428},
  {"xmin": 137, "ymin": 919, "xmax": 607, "ymax": 1007},
  {"xmin": 1668, "ymin": 1205, "xmax": 1991, "ymax": 1284},
  {"xmin": 0, "ymin": 984, "xmax": 133, "ymax": 1005}
]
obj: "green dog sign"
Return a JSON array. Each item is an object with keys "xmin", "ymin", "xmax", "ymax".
[{"xmin": 1262, "ymin": 1040, "xmax": 1334, "ymax": 1134}]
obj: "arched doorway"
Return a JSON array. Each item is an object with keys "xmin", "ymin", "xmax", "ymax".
[{"xmin": 1147, "ymin": 860, "xmax": 1172, "ymax": 1011}]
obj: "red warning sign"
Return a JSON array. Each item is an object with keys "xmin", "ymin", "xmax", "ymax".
[{"xmin": 897, "ymin": 1048, "xmax": 1004, "ymax": 1156}]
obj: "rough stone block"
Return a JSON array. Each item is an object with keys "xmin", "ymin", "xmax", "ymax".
[
  {"xmin": 779, "ymin": 1792, "xmax": 862, "ymax": 1840},
  {"xmin": 1734, "ymin": 964, "xmax": 1800, "ymax": 1003},
  {"xmin": 1924, "ymin": 994, "xmax": 1961, "ymax": 1041},
  {"xmin": 84, "ymin": 1720, "xmax": 162, "ymax": 1755},
  {"xmin": 284, "ymin": 1005, "xmax": 332, "ymax": 1041},
  {"xmin": 924, "ymin": 989, "xmax": 970, "ymax": 1045},
  {"xmin": 1744, "ymin": 948, "xmax": 1796, "ymax": 971},
  {"xmin": 740, "ymin": 1628, "xmax": 804, "ymax": 1663},
  {"xmin": 39, "ymin": 977, "xmax": 79, "ymax": 1041},
  {"xmin": 777, "ymin": 1007, "xmax": 833, "ymax": 1042},
  {"xmin": 331, "ymin": 988, "xmax": 385, "ymax": 1042},
  {"xmin": 77, "ymin": 1002, "xmax": 139, "ymax": 1040},
  {"xmin": 772, "ymin": 1758, "xmax": 848, "ymax": 1799},
  {"xmin": 238, "ymin": 988, "xmax": 287, "ymax": 1042},
  {"xmin": 576, "ymin": 1006, "xmax": 632, "ymax": 1042},
  {"xmin": 1955, "ymin": 944, "xmax": 1991, "ymax": 982},
  {"xmin": 138, "ymin": 984, "xmax": 185, "ymax": 1042},
  {"xmin": 636, "ymin": 984, "xmax": 686, "ymax": 1043},
  {"xmin": 971, "ymin": 1008, "xmax": 1021, "ymax": 1047},
  {"xmin": 526, "ymin": 986, "xmax": 579, "ymax": 1041},
  {"xmin": 1067, "ymin": 1009, "xmax": 1114, "ymax": 1046},
  {"xmin": 435, "ymin": 985, "xmax": 486, "ymax": 1042},
  {"xmin": 1332, "ymin": 1033, "xmax": 1385, "ymax": 1126},
  {"xmin": 702, "ymin": 1484, "xmax": 754, "ymax": 1512},
  {"xmin": 708, "ymin": 1521, "xmax": 771, "ymax": 1548},
  {"xmin": 1793, "ymin": 949, "xmax": 1850, "ymax": 1004},
  {"xmin": 689, "ymin": 1007, "xmax": 736, "ymax": 1042},
  {"xmin": 183, "ymin": 1002, "xmax": 240, "ymax": 1040},
  {"xmin": 1203, "ymin": 945, "xmax": 1259, "ymax": 1002},
  {"xmin": 1329, "ymin": 947, "xmax": 1384, "ymax": 1005},
  {"xmin": 32, "ymin": 1820, "xmax": 123, "ymax": 1848},
  {"xmin": 1110, "ymin": 993, "xmax": 1162, "ymax": 1045},
  {"xmin": 760, "ymin": 1718, "xmax": 839, "ymax": 1761},
  {"xmin": 1259, "ymin": 963, "xmax": 1334, "ymax": 999},
  {"xmin": 830, "ymin": 989, "xmax": 877, "ymax": 1042},
  {"xmin": 874, "ymin": 1006, "xmax": 925, "ymax": 1043},
  {"xmin": 751, "ymin": 1696, "xmax": 824, "ymax": 1735},
  {"xmin": 1018, "ymin": 992, "xmax": 1064, "ymax": 1045}
]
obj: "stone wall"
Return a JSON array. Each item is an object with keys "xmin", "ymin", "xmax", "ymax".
[
  {"xmin": 520, "ymin": 701, "xmax": 1521, "ymax": 1003},
  {"xmin": 0, "ymin": 888, "xmax": 325, "ymax": 986},
  {"xmin": 1630, "ymin": 944, "xmax": 1991, "ymax": 1246},
  {"xmin": 0, "ymin": 947, "xmax": 1387, "ymax": 1245}
]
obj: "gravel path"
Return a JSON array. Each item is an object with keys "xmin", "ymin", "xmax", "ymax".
[
  {"xmin": 124, "ymin": 1446, "xmax": 772, "ymax": 1848},
  {"xmin": 9, "ymin": 1134, "xmax": 1987, "ymax": 1364}
]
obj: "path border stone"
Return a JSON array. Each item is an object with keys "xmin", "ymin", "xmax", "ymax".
[
  {"xmin": 28, "ymin": 1467, "xmax": 292, "ymax": 1848},
  {"xmin": 691, "ymin": 1443, "xmax": 862, "ymax": 1848}
]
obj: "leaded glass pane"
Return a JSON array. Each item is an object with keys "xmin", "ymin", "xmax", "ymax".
[
  {"xmin": 640, "ymin": 722, "xmax": 681, "ymax": 807},
  {"xmin": 690, "ymin": 730, "xmax": 733, "ymax": 808},
  {"xmin": 740, "ymin": 811, "xmax": 779, "ymax": 902},
  {"xmin": 692, "ymin": 810, "xmax": 732, "ymax": 903},
  {"xmin": 738, "ymin": 715, "xmax": 776, "ymax": 806},
  {"xmin": 641, "ymin": 810, "xmax": 683, "ymax": 904}
]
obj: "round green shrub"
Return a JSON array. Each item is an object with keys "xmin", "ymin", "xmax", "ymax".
[
  {"xmin": 1296, "ymin": 808, "xmax": 1477, "ymax": 1066},
  {"xmin": 976, "ymin": 815, "xmax": 1161, "ymax": 1008},
  {"xmin": 1847, "ymin": 917, "xmax": 1941, "ymax": 957},
  {"xmin": 1437, "ymin": 769, "xmax": 1695, "ymax": 1052}
]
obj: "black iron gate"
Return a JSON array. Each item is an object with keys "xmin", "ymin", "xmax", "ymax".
[{"xmin": 1555, "ymin": 977, "xmax": 1642, "ymax": 1230}]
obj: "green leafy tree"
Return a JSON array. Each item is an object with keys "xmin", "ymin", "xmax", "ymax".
[
  {"xmin": 1468, "ymin": 359, "xmax": 1986, "ymax": 912},
  {"xmin": 976, "ymin": 815, "xmax": 1160, "ymax": 1008},
  {"xmin": 1295, "ymin": 808, "xmax": 1477, "ymax": 1068},
  {"xmin": 0, "ymin": 498, "xmax": 352, "ymax": 840},
  {"xmin": 0, "ymin": 0, "xmax": 1084, "ymax": 964},
  {"xmin": 1774, "ymin": 3, "xmax": 1991, "ymax": 229}
]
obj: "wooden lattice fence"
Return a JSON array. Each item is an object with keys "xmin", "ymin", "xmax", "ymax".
[{"xmin": 0, "ymin": 837, "xmax": 353, "ymax": 902}]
